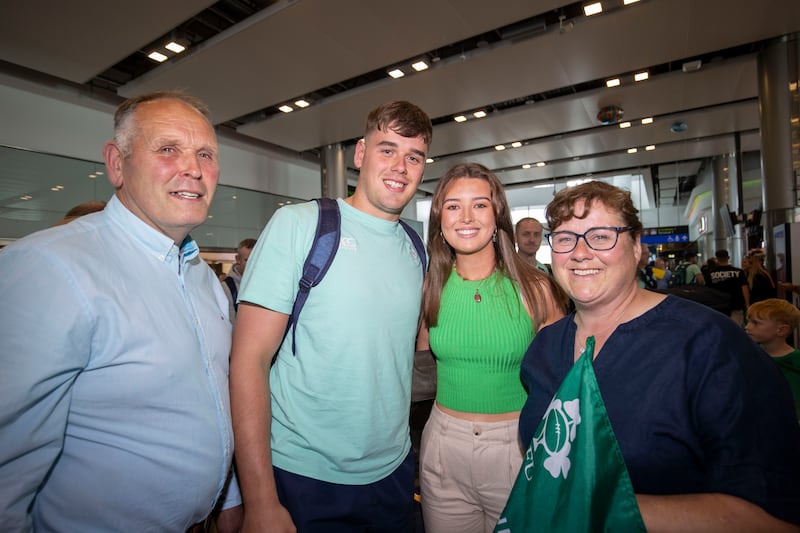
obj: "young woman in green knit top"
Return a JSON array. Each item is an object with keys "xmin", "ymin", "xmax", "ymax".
[{"xmin": 417, "ymin": 163, "xmax": 567, "ymax": 532}]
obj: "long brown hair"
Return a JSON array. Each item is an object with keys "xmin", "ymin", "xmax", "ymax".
[{"xmin": 421, "ymin": 163, "xmax": 567, "ymax": 328}]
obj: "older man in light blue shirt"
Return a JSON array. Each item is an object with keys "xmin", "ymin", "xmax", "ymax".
[{"xmin": 0, "ymin": 91, "xmax": 240, "ymax": 532}]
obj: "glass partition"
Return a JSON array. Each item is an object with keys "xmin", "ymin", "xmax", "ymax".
[{"xmin": 0, "ymin": 145, "xmax": 303, "ymax": 249}]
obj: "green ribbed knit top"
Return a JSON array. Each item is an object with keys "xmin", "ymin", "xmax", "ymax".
[{"xmin": 429, "ymin": 269, "xmax": 534, "ymax": 413}]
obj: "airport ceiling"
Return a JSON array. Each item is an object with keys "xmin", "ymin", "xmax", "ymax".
[{"xmin": 1, "ymin": 0, "xmax": 799, "ymax": 207}]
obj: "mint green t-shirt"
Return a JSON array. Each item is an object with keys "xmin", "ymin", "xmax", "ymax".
[
  {"xmin": 239, "ymin": 199, "xmax": 424, "ymax": 484},
  {"xmin": 429, "ymin": 269, "xmax": 533, "ymax": 414}
]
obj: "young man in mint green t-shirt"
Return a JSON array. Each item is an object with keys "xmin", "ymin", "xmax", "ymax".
[{"xmin": 230, "ymin": 101, "xmax": 432, "ymax": 531}]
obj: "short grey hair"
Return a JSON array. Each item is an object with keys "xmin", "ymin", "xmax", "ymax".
[{"xmin": 113, "ymin": 90, "xmax": 213, "ymax": 157}]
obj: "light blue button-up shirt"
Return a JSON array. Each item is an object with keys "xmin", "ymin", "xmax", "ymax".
[{"xmin": 0, "ymin": 195, "xmax": 239, "ymax": 532}]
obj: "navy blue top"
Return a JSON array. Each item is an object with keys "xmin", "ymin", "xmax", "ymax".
[{"xmin": 519, "ymin": 296, "xmax": 800, "ymax": 525}]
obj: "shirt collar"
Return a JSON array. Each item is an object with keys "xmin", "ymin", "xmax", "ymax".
[{"xmin": 105, "ymin": 194, "xmax": 199, "ymax": 265}]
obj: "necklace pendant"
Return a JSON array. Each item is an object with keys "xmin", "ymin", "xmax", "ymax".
[{"xmin": 474, "ymin": 289, "xmax": 482, "ymax": 303}]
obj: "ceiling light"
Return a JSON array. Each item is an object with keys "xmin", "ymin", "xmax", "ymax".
[
  {"xmin": 536, "ymin": 161, "xmax": 546, "ymax": 167},
  {"xmin": 606, "ymin": 78, "xmax": 620, "ymax": 88},
  {"xmin": 583, "ymin": 2, "xmax": 603, "ymax": 16},
  {"xmin": 623, "ymin": 0, "xmax": 640, "ymax": 4},
  {"xmin": 634, "ymin": 71, "xmax": 649, "ymax": 82},
  {"xmin": 454, "ymin": 115, "xmax": 467, "ymax": 123},
  {"xmin": 619, "ymin": 121, "xmax": 631, "ymax": 128},
  {"xmin": 20, "ymin": 195, "xmax": 33, "ymax": 200},
  {"xmin": 411, "ymin": 60, "xmax": 429, "ymax": 72},
  {"xmin": 641, "ymin": 117, "xmax": 653, "ymax": 125},
  {"xmin": 522, "ymin": 164, "xmax": 532, "ymax": 169},
  {"xmin": 426, "ymin": 158, "xmax": 434, "ymax": 164},
  {"xmin": 147, "ymin": 51, "xmax": 168, "ymax": 62},
  {"xmin": 278, "ymin": 105, "xmax": 294, "ymax": 113},
  {"xmin": 645, "ymin": 145, "xmax": 656, "ymax": 151},
  {"xmin": 388, "ymin": 68, "xmax": 405, "ymax": 79},
  {"xmin": 165, "ymin": 41, "xmax": 186, "ymax": 54},
  {"xmin": 511, "ymin": 141, "xmax": 522, "ymax": 148},
  {"xmin": 473, "ymin": 110, "xmax": 487, "ymax": 118},
  {"xmin": 50, "ymin": 186, "xmax": 61, "ymax": 191},
  {"xmin": 295, "ymin": 99, "xmax": 310, "ymax": 108},
  {"xmin": 627, "ymin": 147, "xmax": 638, "ymax": 154},
  {"xmin": 682, "ymin": 60, "xmax": 702, "ymax": 73},
  {"xmin": 495, "ymin": 145, "xmax": 506, "ymax": 151},
  {"xmin": 88, "ymin": 174, "xmax": 97, "ymax": 179}
]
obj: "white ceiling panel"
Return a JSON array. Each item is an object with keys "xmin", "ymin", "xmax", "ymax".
[{"xmin": 0, "ymin": 1, "xmax": 215, "ymax": 83}]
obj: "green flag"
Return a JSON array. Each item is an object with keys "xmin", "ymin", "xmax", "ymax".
[{"xmin": 495, "ymin": 337, "xmax": 646, "ymax": 532}]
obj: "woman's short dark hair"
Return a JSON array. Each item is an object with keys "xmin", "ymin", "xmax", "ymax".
[{"xmin": 546, "ymin": 181, "xmax": 643, "ymax": 237}]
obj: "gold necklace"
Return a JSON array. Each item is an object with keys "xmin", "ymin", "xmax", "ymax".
[{"xmin": 455, "ymin": 265, "xmax": 496, "ymax": 303}]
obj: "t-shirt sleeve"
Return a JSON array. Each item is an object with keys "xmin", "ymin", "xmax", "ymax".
[{"xmin": 238, "ymin": 203, "xmax": 316, "ymax": 315}]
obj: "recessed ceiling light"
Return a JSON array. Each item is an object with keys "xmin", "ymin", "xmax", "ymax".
[
  {"xmin": 606, "ymin": 78, "xmax": 620, "ymax": 88},
  {"xmin": 495, "ymin": 145, "xmax": 506, "ymax": 151},
  {"xmin": 619, "ymin": 121, "xmax": 631, "ymax": 129},
  {"xmin": 388, "ymin": 68, "xmax": 405, "ymax": 79},
  {"xmin": 411, "ymin": 61, "xmax": 429, "ymax": 72},
  {"xmin": 536, "ymin": 161, "xmax": 546, "ymax": 167},
  {"xmin": 645, "ymin": 145, "xmax": 656, "ymax": 151},
  {"xmin": 522, "ymin": 164, "xmax": 532, "ymax": 169},
  {"xmin": 278, "ymin": 105, "xmax": 293, "ymax": 113},
  {"xmin": 627, "ymin": 147, "xmax": 638, "ymax": 154},
  {"xmin": 207, "ymin": 215, "xmax": 214, "ymax": 219},
  {"xmin": 623, "ymin": 0, "xmax": 640, "ymax": 4},
  {"xmin": 165, "ymin": 41, "xmax": 186, "ymax": 54},
  {"xmin": 583, "ymin": 2, "xmax": 603, "ymax": 16},
  {"xmin": 454, "ymin": 115, "xmax": 467, "ymax": 123},
  {"xmin": 295, "ymin": 99, "xmax": 310, "ymax": 108},
  {"xmin": 511, "ymin": 141, "xmax": 522, "ymax": 148},
  {"xmin": 641, "ymin": 117, "xmax": 654, "ymax": 125},
  {"xmin": 50, "ymin": 186, "xmax": 61, "ymax": 191},
  {"xmin": 426, "ymin": 158, "xmax": 434, "ymax": 164},
  {"xmin": 147, "ymin": 51, "xmax": 168, "ymax": 62},
  {"xmin": 473, "ymin": 110, "xmax": 487, "ymax": 118},
  {"xmin": 20, "ymin": 195, "xmax": 33, "ymax": 200},
  {"xmin": 88, "ymin": 174, "xmax": 97, "ymax": 179},
  {"xmin": 232, "ymin": 195, "xmax": 237, "ymax": 200},
  {"xmin": 634, "ymin": 71, "xmax": 649, "ymax": 82}
]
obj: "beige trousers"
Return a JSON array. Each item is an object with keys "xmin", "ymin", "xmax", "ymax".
[{"xmin": 420, "ymin": 403, "xmax": 523, "ymax": 533}]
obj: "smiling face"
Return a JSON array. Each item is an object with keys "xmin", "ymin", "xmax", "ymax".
[
  {"xmin": 350, "ymin": 125, "xmax": 427, "ymax": 220},
  {"xmin": 440, "ymin": 177, "xmax": 496, "ymax": 259},
  {"xmin": 550, "ymin": 199, "xmax": 641, "ymax": 310},
  {"xmin": 104, "ymin": 98, "xmax": 219, "ymax": 244}
]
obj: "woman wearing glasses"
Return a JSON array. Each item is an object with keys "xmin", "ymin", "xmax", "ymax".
[
  {"xmin": 517, "ymin": 181, "xmax": 800, "ymax": 530},
  {"xmin": 417, "ymin": 163, "xmax": 567, "ymax": 532}
]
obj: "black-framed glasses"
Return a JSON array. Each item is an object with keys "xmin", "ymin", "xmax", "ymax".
[{"xmin": 546, "ymin": 226, "xmax": 633, "ymax": 253}]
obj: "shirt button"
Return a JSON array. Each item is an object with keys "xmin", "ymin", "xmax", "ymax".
[{"xmin": 473, "ymin": 425, "xmax": 482, "ymax": 436}]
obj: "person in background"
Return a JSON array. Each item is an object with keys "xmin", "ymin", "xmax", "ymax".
[
  {"xmin": 417, "ymin": 163, "xmax": 566, "ymax": 532},
  {"xmin": 682, "ymin": 251, "xmax": 705, "ymax": 285},
  {"xmin": 0, "ymin": 91, "xmax": 241, "ymax": 532},
  {"xmin": 743, "ymin": 250, "xmax": 776, "ymax": 306},
  {"xmin": 51, "ymin": 200, "xmax": 107, "ymax": 226},
  {"xmin": 515, "ymin": 217, "xmax": 551, "ymax": 274},
  {"xmin": 652, "ymin": 256, "xmax": 672, "ymax": 290},
  {"xmin": 745, "ymin": 298, "xmax": 800, "ymax": 422},
  {"xmin": 221, "ymin": 237, "xmax": 256, "ymax": 323},
  {"xmin": 708, "ymin": 249, "xmax": 749, "ymax": 323},
  {"xmin": 230, "ymin": 101, "xmax": 432, "ymax": 532},
  {"xmin": 518, "ymin": 180, "xmax": 800, "ymax": 531}
]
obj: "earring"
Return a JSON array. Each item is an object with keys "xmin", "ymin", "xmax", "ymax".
[{"xmin": 492, "ymin": 229, "xmax": 497, "ymax": 243}]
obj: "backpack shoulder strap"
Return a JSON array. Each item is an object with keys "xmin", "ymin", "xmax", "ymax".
[
  {"xmin": 223, "ymin": 276, "xmax": 238, "ymax": 312},
  {"xmin": 281, "ymin": 198, "xmax": 341, "ymax": 357},
  {"xmin": 399, "ymin": 220, "xmax": 427, "ymax": 273}
]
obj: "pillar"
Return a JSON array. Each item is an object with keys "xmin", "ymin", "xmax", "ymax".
[{"xmin": 320, "ymin": 143, "xmax": 347, "ymax": 199}]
